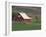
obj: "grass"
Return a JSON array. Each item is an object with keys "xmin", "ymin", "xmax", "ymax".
[{"xmin": 12, "ymin": 19, "xmax": 41, "ymax": 31}]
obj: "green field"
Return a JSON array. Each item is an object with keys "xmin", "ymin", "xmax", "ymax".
[{"xmin": 12, "ymin": 18, "xmax": 41, "ymax": 31}]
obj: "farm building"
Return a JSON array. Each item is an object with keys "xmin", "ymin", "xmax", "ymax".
[{"xmin": 12, "ymin": 12, "xmax": 32, "ymax": 24}]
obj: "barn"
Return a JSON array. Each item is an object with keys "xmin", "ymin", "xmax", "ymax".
[{"xmin": 13, "ymin": 12, "xmax": 32, "ymax": 24}]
